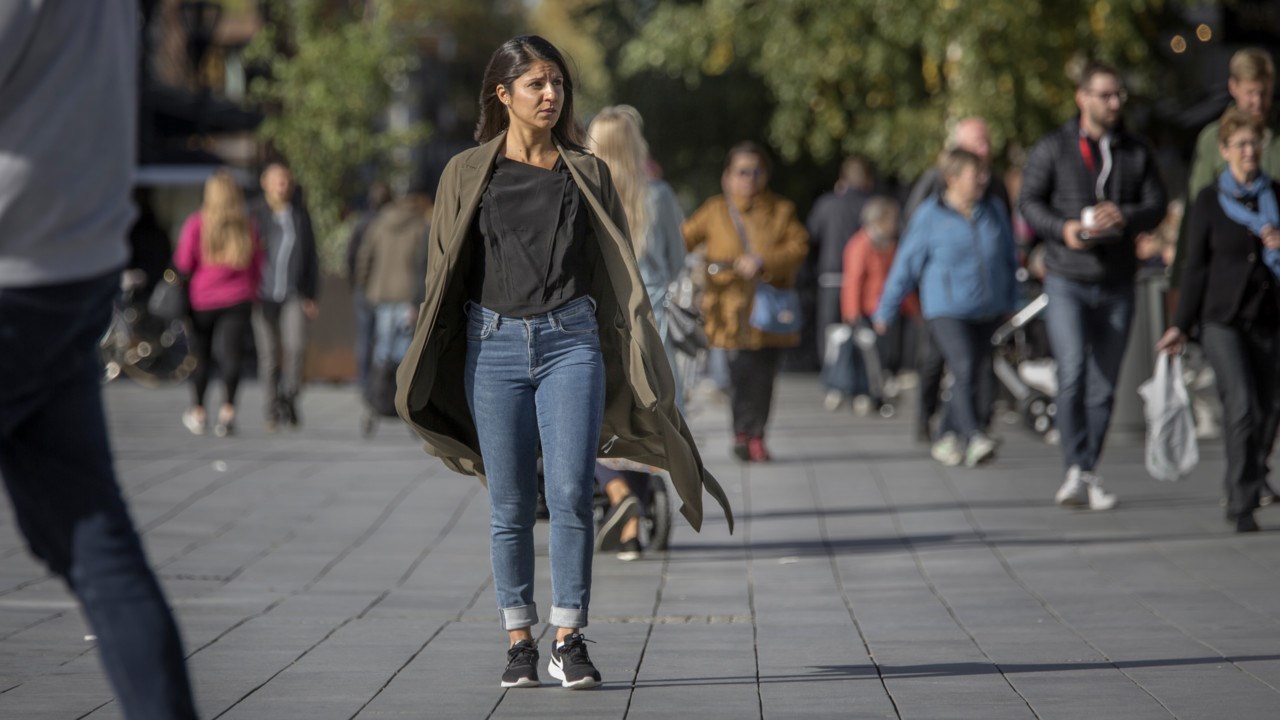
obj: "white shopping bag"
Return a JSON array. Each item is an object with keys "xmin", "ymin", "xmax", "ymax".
[{"xmin": 1137, "ymin": 352, "xmax": 1199, "ymax": 481}]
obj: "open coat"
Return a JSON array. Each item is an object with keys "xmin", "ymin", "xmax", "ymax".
[{"xmin": 394, "ymin": 134, "xmax": 734, "ymax": 533}]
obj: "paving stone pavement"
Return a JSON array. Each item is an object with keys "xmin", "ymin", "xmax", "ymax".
[{"xmin": 1, "ymin": 375, "xmax": 1278, "ymax": 719}]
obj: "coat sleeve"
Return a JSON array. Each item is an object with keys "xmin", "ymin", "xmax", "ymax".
[
  {"xmin": 1170, "ymin": 124, "xmax": 1222, "ymax": 288},
  {"xmin": 873, "ymin": 215, "xmax": 928, "ymax": 326},
  {"xmin": 759, "ymin": 201, "xmax": 809, "ymax": 285},
  {"xmin": 1171, "ymin": 188, "xmax": 1214, "ymax": 333},
  {"xmin": 297, "ymin": 204, "xmax": 321, "ymax": 300},
  {"xmin": 842, "ymin": 233, "xmax": 865, "ymax": 322},
  {"xmin": 652, "ymin": 181, "xmax": 686, "ymax": 286},
  {"xmin": 682, "ymin": 200, "xmax": 713, "ymax": 253},
  {"xmin": 1118, "ymin": 142, "xmax": 1168, "ymax": 236},
  {"xmin": 173, "ymin": 214, "xmax": 200, "ymax": 276},
  {"xmin": 1017, "ymin": 136, "xmax": 1066, "ymax": 246},
  {"xmin": 355, "ymin": 219, "xmax": 376, "ymax": 294}
]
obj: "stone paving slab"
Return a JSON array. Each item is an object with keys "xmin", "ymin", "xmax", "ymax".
[{"xmin": 1, "ymin": 374, "xmax": 1278, "ymax": 718}]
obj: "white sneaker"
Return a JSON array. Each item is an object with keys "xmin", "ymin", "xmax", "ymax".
[
  {"xmin": 823, "ymin": 390, "xmax": 845, "ymax": 412},
  {"xmin": 882, "ymin": 375, "xmax": 900, "ymax": 399},
  {"xmin": 931, "ymin": 434, "xmax": 963, "ymax": 466},
  {"xmin": 852, "ymin": 396, "xmax": 873, "ymax": 416},
  {"xmin": 1082, "ymin": 472, "xmax": 1117, "ymax": 511},
  {"xmin": 182, "ymin": 408, "xmax": 205, "ymax": 436},
  {"xmin": 1055, "ymin": 466, "xmax": 1087, "ymax": 507},
  {"xmin": 964, "ymin": 434, "xmax": 998, "ymax": 467}
]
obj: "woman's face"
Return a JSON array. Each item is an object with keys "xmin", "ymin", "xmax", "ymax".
[
  {"xmin": 724, "ymin": 153, "xmax": 768, "ymax": 200},
  {"xmin": 1220, "ymin": 127, "xmax": 1262, "ymax": 181},
  {"xmin": 497, "ymin": 60, "xmax": 564, "ymax": 135},
  {"xmin": 946, "ymin": 163, "xmax": 989, "ymax": 206}
]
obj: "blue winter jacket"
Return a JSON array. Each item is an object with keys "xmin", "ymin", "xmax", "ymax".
[{"xmin": 873, "ymin": 195, "xmax": 1019, "ymax": 324}]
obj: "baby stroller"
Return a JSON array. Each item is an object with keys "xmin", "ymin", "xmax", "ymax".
[
  {"xmin": 990, "ymin": 292, "xmax": 1058, "ymax": 442},
  {"xmin": 534, "ymin": 462, "xmax": 673, "ymax": 553}
]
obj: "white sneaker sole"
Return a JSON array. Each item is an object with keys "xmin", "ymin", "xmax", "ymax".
[
  {"xmin": 500, "ymin": 677, "xmax": 540, "ymax": 689},
  {"xmin": 548, "ymin": 660, "xmax": 600, "ymax": 690}
]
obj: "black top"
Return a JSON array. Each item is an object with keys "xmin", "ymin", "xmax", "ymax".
[
  {"xmin": 806, "ymin": 188, "xmax": 871, "ymax": 275},
  {"xmin": 469, "ymin": 155, "xmax": 592, "ymax": 317},
  {"xmin": 1173, "ymin": 182, "xmax": 1280, "ymax": 334},
  {"xmin": 1017, "ymin": 117, "xmax": 1167, "ymax": 286}
]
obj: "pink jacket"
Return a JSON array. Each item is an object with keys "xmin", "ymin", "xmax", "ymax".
[{"xmin": 173, "ymin": 212, "xmax": 263, "ymax": 312}]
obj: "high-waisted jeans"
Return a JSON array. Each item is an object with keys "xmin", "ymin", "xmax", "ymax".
[{"xmin": 464, "ymin": 295, "xmax": 605, "ymax": 630}]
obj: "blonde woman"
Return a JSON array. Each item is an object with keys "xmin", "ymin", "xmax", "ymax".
[
  {"xmin": 587, "ymin": 107, "xmax": 686, "ymax": 394},
  {"xmin": 174, "ymin": 170, "xmax": 263, "ymax": 436}
]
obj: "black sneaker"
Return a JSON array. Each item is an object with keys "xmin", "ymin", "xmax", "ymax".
[
  {"xmin": 596, "ymin": 495, "xmax": 639, "ymax": 552},
  {"xmin": 548, "ymin": 633, "xmax": 601, "ymax": 689},
  {"xmin": 501, "ymin": 639, "xmax": 540, "ymax": 688},
  {"xmin": 616, "ymin": 537, "xmax": 641, "ymax": 562}
]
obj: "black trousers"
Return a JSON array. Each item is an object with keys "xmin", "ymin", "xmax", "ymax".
[
  {"xmin": 189, "ymin": 301, "xmax": 252, "ymax": 408},
  {"xmin": 1200, "ymin": 322, "xmax": 1280, "ymax": 519},
  {"xmin": 727, "ymin": 347, "xmax": 782, "ymax": 437}
]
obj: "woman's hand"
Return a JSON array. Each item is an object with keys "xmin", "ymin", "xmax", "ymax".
[
  {"xmin": 734, "ymin": 254, "xmax": 764, "ymax": 280},
  {"xmin": 1261, "ymin": 224, "xmax": 1280, "ymax": 250},
  {"xmin": 1155, "ymin": 326, "xmax": 1186, "ymax": 356},
  {"xmin": 872, "ymin": 320, "xmax": 888, "ymax": 336}
]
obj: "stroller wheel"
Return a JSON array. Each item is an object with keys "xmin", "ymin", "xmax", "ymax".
[{"xmin": 878, "ymin": 402, "xmax": 896, "ymax": 419}]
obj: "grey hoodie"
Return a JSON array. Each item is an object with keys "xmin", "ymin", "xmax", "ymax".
[{"xmin": 0, "ymin": 0, "xmax": 136, "ymax": 287}]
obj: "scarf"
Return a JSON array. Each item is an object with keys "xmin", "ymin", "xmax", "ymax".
[{"xmin": 1218, "ymin": 170, "xmax": 1280, "ymax": 278}]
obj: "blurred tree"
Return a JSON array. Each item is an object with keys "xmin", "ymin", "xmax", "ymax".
[
  {"xmin": 621, "ymin": 0, "xmax": 1194, "ymax": 179},
  {"xmin": 246, "ymin": 0, "xmax": 430, "ymax": 274}
]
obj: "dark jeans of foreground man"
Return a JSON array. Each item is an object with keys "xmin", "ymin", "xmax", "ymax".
[
  {"xmin": 0, "ymin": 271, "xmax": 198, "ymax": 720},
  {"xmin": 1043, "ymin": 275, "xmax": 1135, "ymax": 473}
]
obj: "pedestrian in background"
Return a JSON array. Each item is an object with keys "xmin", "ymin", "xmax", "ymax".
[
  {"xmin": 684, "ymin": 142, "xmax": 809, "ymax": 462},
  {"xmin": 587, "ymin": 106, "xmax": 687, "ymax": 401},
  {"xmin": 394, "ymin": 35, "xmax": 733, "ymax": 691},
  {"xmin": 808, "ymin": 156, "xmax": 876, "ymax": 360},
  {"xmin": 1158, "ymin": 108, "xmax": 1280, "ymax": 533},
  {"xmin": 346, "ymin": 179, "xmax": 392, "ymax": 401},
  {"xmin": 1018, "ymin": 60, "xmax": 1167, "ymax": 510},
  {"xmin": 839, "ymin": 196, "xmax": 917, "ymax": 412},
  {"xmin": 356, "ymin": 191, "xmax": 430, "ymax": 431},
  {"xmin": 1172, "ymin": 48, "xmax": 1280, "ymax": 289},
  {"xmin": 904, "ymin": 117, "xmax": 1008, "ymax": 443},
  {"xmin": 249, "ymin": 161, "xmax": 320, "ymax": 432},
  {"xmin": 175, "ymin": 170, "xmax": 264, "ymax": 437},
  {"xmin": 0, "ymin": 1, "xmax": 198, "ymax": 716},
  {"xmin": 875, "ymin": 150, "xmax": 1019, "ymax": 468}
]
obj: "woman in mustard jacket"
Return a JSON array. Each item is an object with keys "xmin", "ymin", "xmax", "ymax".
[
  {"xmin": 394, "ymin": 36, "xmax": 732, "ymax": 691},
  {"xmin": 683, "ymin": 143, "xmax": 809, "ymax": 462}
]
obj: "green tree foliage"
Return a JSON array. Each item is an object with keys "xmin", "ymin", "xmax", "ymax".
[
  {"xmin": 247, "ymin": 0, "xmax": 429, "ymax": 274},
  {"xmin": 621, "ymin": 0, "xmax": 1188, "ymax": 179}
]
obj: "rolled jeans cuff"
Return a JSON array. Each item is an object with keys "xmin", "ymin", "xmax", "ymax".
[
  {"xmin": 499, "ymin": 604, "xmax": 538, "ymax": 630},
  {"xmin": 550, "ymin": 605, "xmax": 588, "ymax": 630}
]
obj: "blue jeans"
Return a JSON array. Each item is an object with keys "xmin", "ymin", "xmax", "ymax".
[
  {"xmin": 464, "ymin": 295, "xmax": 605, "ymax": 630},
  {"xmin": 1043, "ymin": 275, "xmax": 1135, "ymax": 472},
  {"xmin": 0, "ymin": 272, "xmax": 197, "ymax": 719},
  {"xmin": 373, "ymin": 302, "xmax": 415, "ymax": 365},
  {"xmin": 928, "ymin": 317, "xmax": 1000, "ymax": 443}
]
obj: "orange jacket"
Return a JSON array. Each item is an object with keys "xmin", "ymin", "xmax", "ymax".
[{"xmin": 841, "ymin": 229, "xmax": 918, "ymax": 322}]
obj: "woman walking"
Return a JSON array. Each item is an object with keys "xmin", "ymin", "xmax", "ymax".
[
  {"xmin": 683, "ymin": 142, "xmax": 809, "ymax": 462},
  {"xmin": 174, "ymin": 170, "xmax": 262, "ymax": 437},
  {"xmin": 873, "ymin": 149, "xmax": 1019, "ymax": 468},
  {"xmin": 587, "ymin": 106, "xmax": 687, "ymax": 399},
  {"xmin": 394, "ymin": 35, "xmax": 732, "ymax": 690},
  {"xmin": 1157, "ymin": 107, "xmax": 1280, "ymax": 533}
]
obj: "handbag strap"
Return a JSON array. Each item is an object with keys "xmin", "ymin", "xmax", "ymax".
[{"xmin": 725, "ymin": 199, "xmax": 753, "ymax": 256}]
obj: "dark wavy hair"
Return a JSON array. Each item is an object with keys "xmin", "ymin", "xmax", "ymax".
[{"xmin": 474, "ymin": 35, "xmax": 585, "ymax": 150}]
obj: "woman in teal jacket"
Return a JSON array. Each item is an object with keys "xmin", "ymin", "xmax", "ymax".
[{"xmin": 874, "ymin": 149, "xmax": 1019, "ymax": 467}]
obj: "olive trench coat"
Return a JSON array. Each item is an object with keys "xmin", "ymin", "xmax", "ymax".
[{"xmin": 394, "ymin": 134, "xmax": 734, "ymax": 533}]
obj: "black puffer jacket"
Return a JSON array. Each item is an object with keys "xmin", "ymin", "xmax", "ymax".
[{"xmin": 1018, "ymin": 117, "xmax": 1166, "ymax": 285}]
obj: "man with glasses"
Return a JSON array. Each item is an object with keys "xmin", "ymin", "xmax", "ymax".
[{"xmin": 1018, "ymin": 61, "xmax": 1167, "ymax": 510}]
